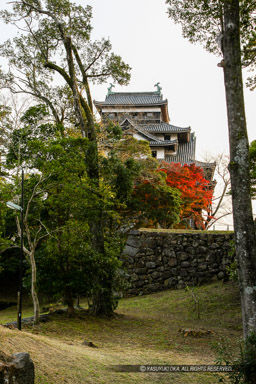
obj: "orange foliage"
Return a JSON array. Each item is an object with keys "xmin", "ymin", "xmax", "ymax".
[{"xmin": 158, "ymin": 162, "xmax": 213, "ymax": 229}]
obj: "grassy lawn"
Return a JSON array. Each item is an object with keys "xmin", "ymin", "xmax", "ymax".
[{"xmin": 0, "ymin": 281, "xmax": 242, "ymax": 384}]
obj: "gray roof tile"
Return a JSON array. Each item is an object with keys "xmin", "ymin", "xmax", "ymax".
[
  {"xmin": 97, "ymin": 92, "xmax": 166, "ymax": 106},
  {"xmin": 141, "ymin": 123, "xmax": 191, "ymax": 133},
  {"xmin": 135, "ymin": 127, "xmax": 161, "ymax": 141},
  {"xmin": 150, "ymin": 140, "xmax": 178, "ymax": 147},
  {"xmin": 165, "ymin": 133, "xmax": 196, "ymax": 165},
  {"xmin": 133, "ymin": 127, "xmax": 178, "ymax": 145},
  {"xmin": 195, "ymin": 160, "xmax": 216, "ymax": 168}
]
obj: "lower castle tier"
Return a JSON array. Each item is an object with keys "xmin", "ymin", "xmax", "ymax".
[{"xmin": 94, "ymin": 85, "xmax": 215, "ymax": 180}]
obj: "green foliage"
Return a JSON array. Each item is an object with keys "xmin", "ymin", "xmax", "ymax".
[
  {"xmin": 0, "ymin": 104, "xmax": 12, "ymax": 162},
  {"xmin": 6, "ymin": 104, "xmax": 61, "ymax": 166},
  {"xmin": 0, "ymin": 0, "xmax": 133, "ymax": 316},
  {"xmin": 227, "ymin": 261, "xmax": 238, "ymax": 282},
  {"xmin": 101, "ymin": 137, "xmax": 182, "ymax": 229},
  {"xmin": 0, "ymin": 179, "xmax": 17, "ymax": 251},
  {"xmin": 88, "ymin": 235, "xmax": 125, "ymax": 311},
  {"xmin": 3, "ymin": 104, "xmax": 170, "ymax": 313},
  {"xmin": 31, "ymin": 135, "xmax": 125, "ymax": 309},
  {"xmin": 0, "ymin": 177, "xmax": 25, "ymax": 281},
  {"xmin": 0, "ymin": 0, "xmax": 131, "ymax": 128},
  {"xmin": 103, "ymin": 120, "xmax": 123, "ymax": 140},
  {"xmin": 37, "ymin": 220, "xmax": 94, "ymax": 299},
  {"xmin": 166, "ymin": 0, "xmax": 222, "ymax": 54},
  {"xmin": 166, "ymin": 0, "xmax": 256, "ymax": 84},
  {"xmin": 102, "ymin": 155, "xmax": 140, "ymax": 203},
  {"xmin": 213, "ymin": 333, "xmax": 256, "ymax": 383},
  {"xmin": 130, "ymin": 177, "xmax": 181, "ymax": 228}
]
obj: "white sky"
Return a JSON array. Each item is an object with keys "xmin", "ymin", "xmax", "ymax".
[
  {"xmin": 0, "ymin": 0, "xmax": 255, "ymax": 221},
  {"xmin": 86, "ymin": 0, "xmax": 255, "ymax": 159}
]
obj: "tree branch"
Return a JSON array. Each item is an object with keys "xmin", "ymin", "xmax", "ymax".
[
  {"xmin": 44, "ymin": 61, "xmax": 73, "ymax": 89},
  {"xmin": 84, "ymin": 44, "xmax": 109, "ymax": 73},
  {"xmin": 87, "ymin": 72, "xmax": 111, "ymax": 78},
  {"xmin": 72, "ymin": 44, "xmax": 93, "ymax": 112}
]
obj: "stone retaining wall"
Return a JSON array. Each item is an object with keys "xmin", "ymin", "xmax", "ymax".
[{"xmin": 121, "ymin": 230, "xmax": 234, "ymax": 295}]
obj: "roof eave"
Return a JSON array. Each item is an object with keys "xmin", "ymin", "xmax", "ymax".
[
  {"xmin": 93, "ymin": 100, "xmax": 168, "ymax": 108},
  {"xmin": 149, "ymin": 140, "xmax": 178, "ymax": 147}
]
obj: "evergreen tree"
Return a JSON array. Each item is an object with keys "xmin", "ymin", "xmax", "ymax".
[{"xmin": 0, "ymin": 0, "xmax": 131, "ymax": 315}]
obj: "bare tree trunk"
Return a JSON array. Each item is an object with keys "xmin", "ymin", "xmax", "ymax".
[
  {"xmin": 24, "ymin": 219, "xmax": 40, "ymax": 325},
  {"xmin": 30, "ymin": 249, "xmax": 40, "ymax": 324},
  {"xmin": 17, "ymin": 214, "xmax": 41, "ymax": 325},
  {"xmin": 222, "ymin": 0, "xmax": 256, "ymax": 338}
]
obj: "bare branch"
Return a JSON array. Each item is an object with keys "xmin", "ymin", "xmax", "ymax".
[
  {"xmin": 84, "ymin": 43, "xmax": 109, "ymax": 73},
  {"xmin": 87, "ymin": 72, "xmax": 111, "ymax": 79},
  {"xmin": 33, "ymin": 224, "xmax": 42, "ymax": 248},
  {"xmin": 206, "ymin": 212, "xmax": 233, "ymax": 229}
]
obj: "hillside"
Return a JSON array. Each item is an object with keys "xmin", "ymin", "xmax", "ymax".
[{"xmin": 0, "ymin": 281, "xmax": 242, "ymax": 384}]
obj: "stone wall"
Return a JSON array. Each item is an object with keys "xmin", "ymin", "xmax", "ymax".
[{"xmin": 121, "ymin": 230, "xmax": 234, "ymax": 295}]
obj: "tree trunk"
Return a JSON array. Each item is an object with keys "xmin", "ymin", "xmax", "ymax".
[
  {"xmin": 56, "ymin": 16, "xmax": 114, "ymax": 317},
  {"xmin": 30, "ymin": 249, "xmax": 40, "ymax": 325},
  {"xmin": 88, "ymin": 216, "xmax": 115, "ymax": 317},
  {"xmin": 64, "ymin": 36, "xmax": 87, "ymax": 137},
  {"xmin": 64, "ymin": 288, "xmax": 75, "ymax": 318},
  {"xmin": 222, "ymin": 0, "xmax": 256, "ymax": 338},
  {"xmin": 23, "ymin": 219, "xmax": 40, "ymax": 325},
  {"xmin": 90, "ymin": 288, "xmax": 115, "ymax": 317}
]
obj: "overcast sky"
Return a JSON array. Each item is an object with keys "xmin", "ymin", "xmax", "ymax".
[{"xmin": 0, "ymin": 0, "xmax": 255, "ymax": 220}]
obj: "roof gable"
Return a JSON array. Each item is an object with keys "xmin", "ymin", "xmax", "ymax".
[
  {"xmin": 120, "ymin": 118, "xmax": 136, "ymax": 130},
  {"xmin": 142, "ymin": 123, "xmax": 191, "ymax": 134}
]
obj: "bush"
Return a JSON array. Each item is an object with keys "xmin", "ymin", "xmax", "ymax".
[{"xmin": 213, "ymin": 333, "xmax": 256, "ymax": 383}]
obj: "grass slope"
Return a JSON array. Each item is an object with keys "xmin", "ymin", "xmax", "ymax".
[{"xmin": 0, "ymin": 281, "xmax": 242, "ymax": 384}]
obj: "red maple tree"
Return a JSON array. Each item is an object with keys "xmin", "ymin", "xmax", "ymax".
[{"xmin": 158, "ymin": 162, "xmax": 214, "ymax": 229}]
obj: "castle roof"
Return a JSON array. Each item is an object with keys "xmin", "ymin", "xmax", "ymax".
[
  {"xmin": 122, "ymin": 124, "xmax": 178, "ymax": 147},
  {"xmin": 165, "ymin": 133, "xmax": 196, "ymax": 165},
  {"xmin": 95, "ymin": 86, "xmax": 216, "ymax": 181},
  {"xmin": 94, "ymin": 92, "xmax": 167, "ymax": 106},
  {"xmin": 136, "ymin": 128, "xmax": 178, "ymax": 147},
  {"xmin": 94, "ymin": 90, "xmax": 170, "ymax": 122},
  {"xmin": 149, "ymin": 140, "xmax": 178, "ymax": 147},
  {"xmin": 141, "ymin": 123, "xmax": 191, "ymax": 134}
]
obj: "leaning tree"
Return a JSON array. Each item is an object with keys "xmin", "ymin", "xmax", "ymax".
[
  {"xmin": 0, "ymin": 0, "xmax": 131, "ymax": 315},
  {"xmin": 166, "ymin": 0, "xmax": 256, "ymax": 338}
]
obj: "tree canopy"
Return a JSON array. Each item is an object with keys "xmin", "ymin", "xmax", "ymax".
[
  {"xmin": 0, "ymin": 0, "xmax": 133, "ymax": 316},
  {"xmin": 159, "ymin": 162, "xmax": 213, "ymax": 229},
  {"xmin": 0, "ymin": 0, "xmax": 131, "ymax": 137},
  {"xmin": 166, "ymin": 0, "xmax": 256, "ymax": 84}
]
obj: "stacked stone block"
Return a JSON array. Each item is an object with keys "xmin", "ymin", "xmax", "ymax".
[{"xmin": 122, "ymin": 230, "xmax": 234, "ymax": 295}]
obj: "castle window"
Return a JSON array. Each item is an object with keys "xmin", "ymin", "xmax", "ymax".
[
  {"xmin": 108, "ymin": 113, "xmax": 116, "ymax": 119},
  {"xmin": 164, "ymin": 134, "xmax": 171, "ymax": 141},
  {"xmin": 152, "ymin": 151, "xmax": 157, "ymax": 158},
  {"xmin": 147, "ymin": 112, "xmax": 153, "ymax": 117}
]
